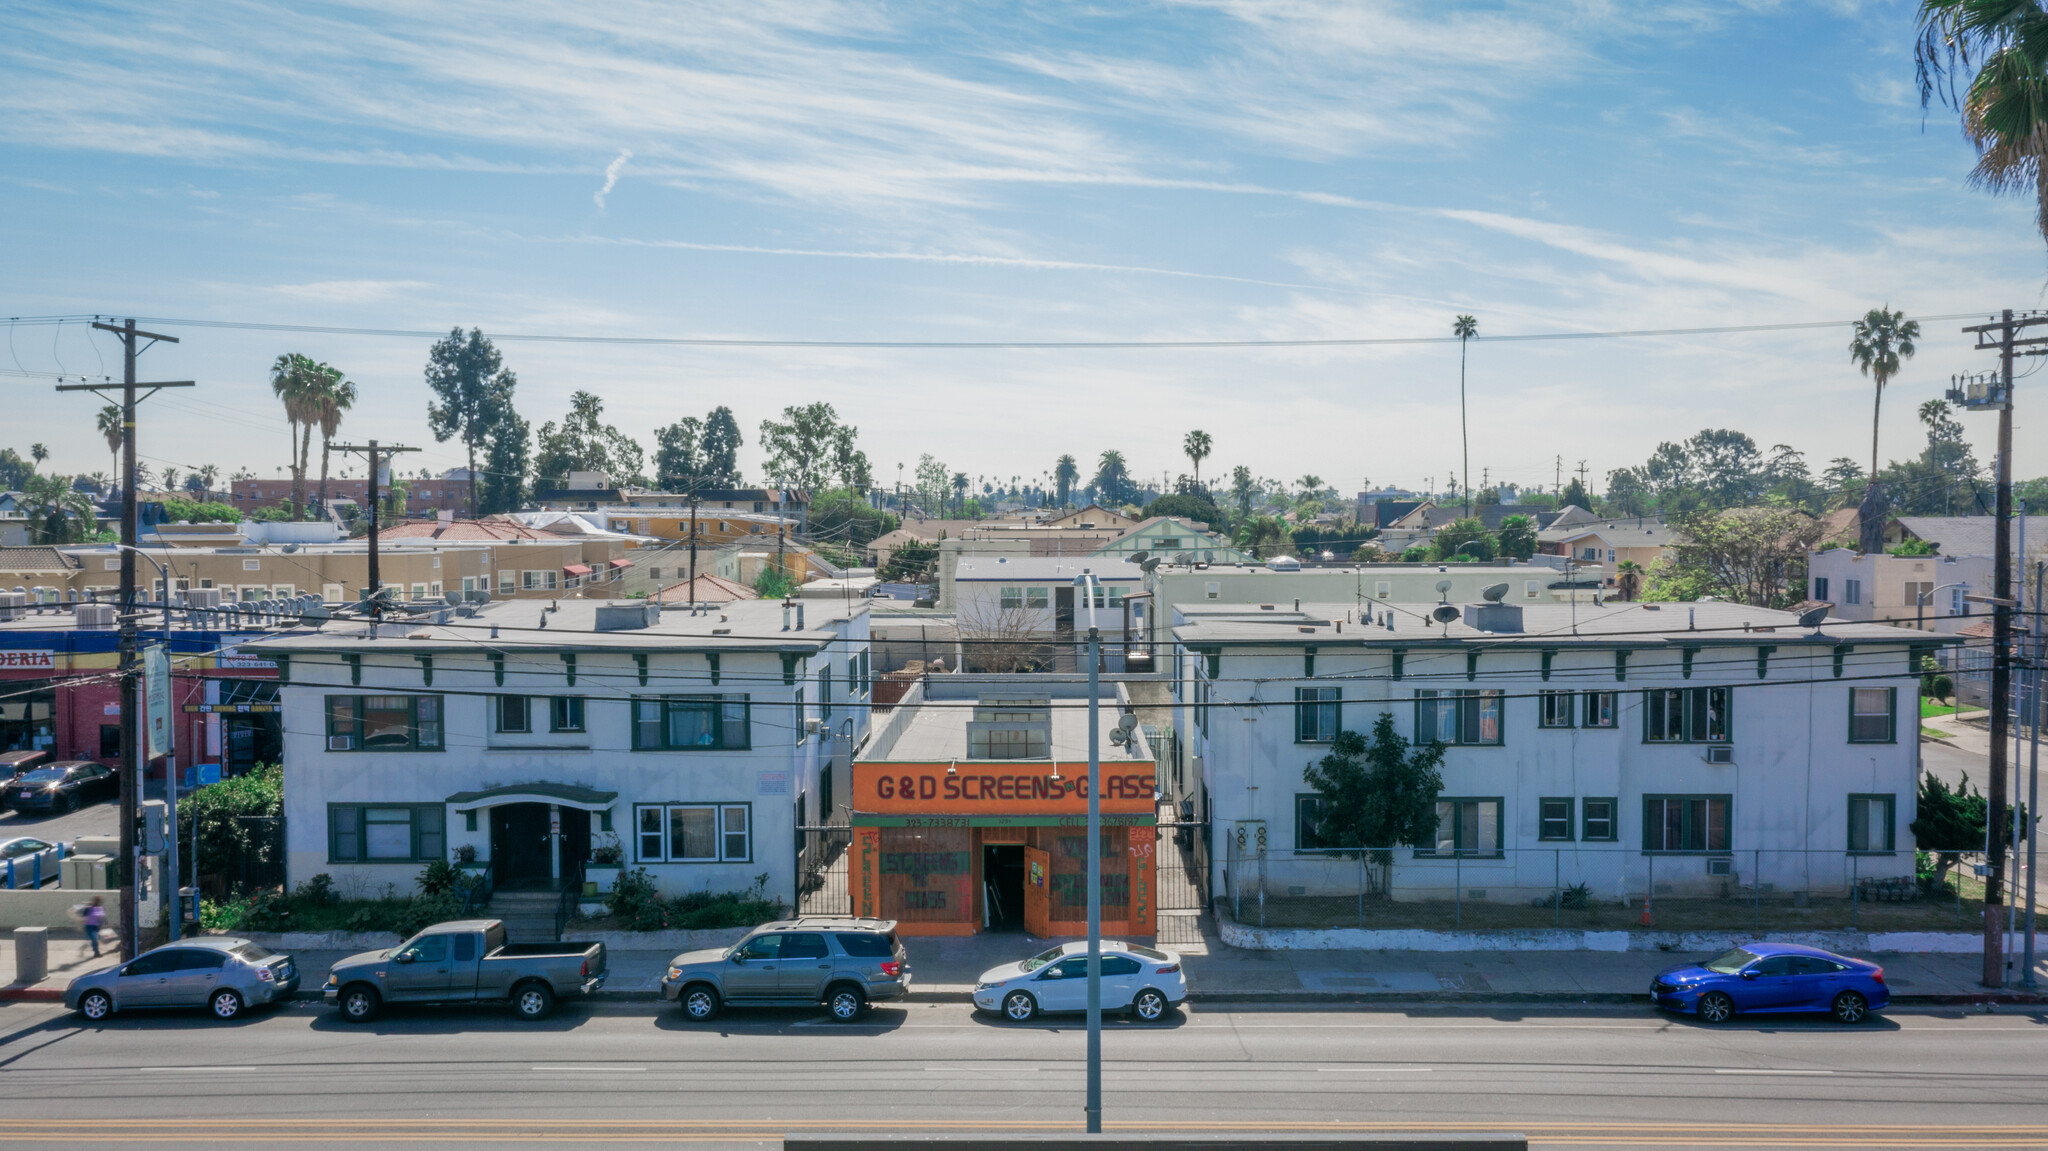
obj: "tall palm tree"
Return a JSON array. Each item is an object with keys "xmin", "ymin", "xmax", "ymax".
[
  {"xmin": 1453, "ymin": 315, "xmax": 1478, "ymax": 516},
  {"xmin": 1849, "ymin": 307, "xmax": 1920, "ymax": 484},
  {"xmin": 314, "ymin": 370, "xmax": 358, "ymax": 513},
  {"xmin": 1095, "ymin": 450, "xmax": 1130, "ymax": 507},
  {"xmin": 95, "ymin": 405, "xmax": 122, "ymax": 494},
  {"xmin": 1183, "ymin": 430, "xmax": 1212, "ymax": 490},
  {"xmin": 951, "ymin": 472, "xmax": 969, "ymax": 516},
  {"xmin": 1918, "ymin": 2, "xmax": 2048, "ymax": 250},
  {"xmin": 29, "ymin": 443, "xmax": 47, "ymax": 469},
  {"xmin": 1054, "ymin": 454, "xmax": 1079, "ymax": 508},
  {"xmin": 195, "ymin": 464, "xmax": 218, "ymax": 498},
  {"xmin": 269, "ymin": 353, "xmax": 327, "ymax": 519}
]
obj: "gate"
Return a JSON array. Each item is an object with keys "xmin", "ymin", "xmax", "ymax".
[
  {"xmin": 1152, "ymin": 819, "xmax": 1211, "ymax": 946},
  {"xmin": 796, "ymin": 825, "xmax": 853, "ymax": 916}
]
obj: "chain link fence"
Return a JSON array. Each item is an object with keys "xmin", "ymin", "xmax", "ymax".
[{"xmin": 1222, "ymin": 837, "xmax": 1995, "ymax": 934}]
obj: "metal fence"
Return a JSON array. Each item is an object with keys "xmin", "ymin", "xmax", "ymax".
[
  {"xmin": 797, "ymin": 825, "xmax": 853, "ymax": 916},
  {"xmin": 1221, "ymin": 840, "xmax": 1999, "ymax": 934}
]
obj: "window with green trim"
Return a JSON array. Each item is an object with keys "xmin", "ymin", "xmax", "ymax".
[
  {"xmin": 1643, "ymin": 795, "xmax": 1730, "ymax": 853},
  {"xmin": 1415, "ymin": 690, "xmax": 1503, "ymax": 746},
  {"xmin": 1420, "ymin": 798, "xmax": 1501, "ymax": 856},
  {"xmin": 324, "ymin": 695, "xmax": 443, "ymax": 751},
  {"xmin": 632, "ymin": 695, "xmax": 750, "ymax": 750},
  {"xmin": 328, "ymin": 804, "xmax": 444, "ymax": 862},
  {"xmin": 1582, "ymin": 797, "xmax": 1618, "ymax": 841},
  {"xmin": 1295, "ymin": 687, "xmax": 1341, "ymax": 743},
  {"xmin": 1538, "ymin": 797, "xmax": 1574, "ymax": 841},
  {"xmin": 1848, "ymin": 793, "xmax": 1896, "ymax": 852},
  {"xmin": 1644, "ymin": 687, "xmax": 1729, "ymax": 744}
]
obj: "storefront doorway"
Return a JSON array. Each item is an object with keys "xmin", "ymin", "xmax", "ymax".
[{"xmin": 982, "ymin": 844, "xmax": 1025, "ymax": 931}]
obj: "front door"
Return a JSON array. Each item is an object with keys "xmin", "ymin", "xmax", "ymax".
[
  {"xmin": 1022, "ymin": 847, "xmax": 1052, "ymax": 938},
  {"xmin": 491, "ymin": 804, "xmax": 553, "ymax": 888},
  {"xmin": 983, "ymin": 845, "xmax": 1025, "ymax": 932},
  {"xmin": 558, "ymin": 809, "xmax": 590, "ymax": 885},
  {"xmin": 1737, "ymin": 955, "xmax": 1802, "ymax": 1011},
  {"xmin": 1033, "ymin": 955, "xmax": 1090, "ymax": 1012},
  {"xmin": 724, "ymin": 933, "xmax": 784, "ymax": 999}
]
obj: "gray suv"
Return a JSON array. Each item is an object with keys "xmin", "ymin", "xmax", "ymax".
[{"xmin": 661, "ymin": 917, "xmax": 910, "ymax": 1022}]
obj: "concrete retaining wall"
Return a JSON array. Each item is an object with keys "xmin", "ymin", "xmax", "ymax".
[
  {"xmin": 1217, "ymin": 914, "xmax": 2018, "ymax": 954},
  {"xmin": 563, "ymin": 928, "xmax": 749, "ymax": 953},
  {"xmin": 0, "ymin": 890, "xmax": 123, "ymax": 931}
]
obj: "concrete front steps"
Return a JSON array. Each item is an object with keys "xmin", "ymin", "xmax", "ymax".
[{"xmin": 485, "ymin": 889, "xmax": 564, "ymax": 942}]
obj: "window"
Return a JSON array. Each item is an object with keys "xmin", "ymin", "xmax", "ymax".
[
  {"xmin": 522, "ymin": 570, "xmax": 558, "ymax": 591},
  {"xmin": 325, "ymin": 695, "xmax": 443, "ymax": 751},
  {"xmin": 409, "ymin": 584, "xmax": 427, "ymax": 601},
  {"xmin": 1813, "ymin": 576, "xmax": 1830, "ymax": 601},
  {"xmin": 1644, "ymin": 687, "xmax": 1730, "ymax": 744},
  {"xmin": 819, "ymin": 666, "xmax": 833, "ymax": 722},
  {"xmin": 1295, "ymin": 794, "xmax": 1338, "ymax": 851},
  {"xmin": 499, "ymin": 571, "xmax": 516, "ymax": 594},
  {"xmin": 243, "ymin": 558, "xmax": 262, "ymax": 571},
  {"xmin": 1414, "ymin": 690, "xmax": 1504, "ymax": 746},
  {"xmin": 100, "ymin": 724, "xmax": 120, "ymax": 757},
  {"xmin": 1582, "ymin": 797, "xmax": 1617, "ymax": 841},
  {"xmin": 550, "ymin": 696, "xmax": 585, "ymax": 733},
  {"xmin": 635, "ymin": 803, "xmax": 752, "ymax": 862},
  {"xmin": 1539, "ymin": 691, "xmax": 1576, "ymax": 728},
  {"xmin": 1849, "ymin": 688, "xmax": 1896, "ymax": 743},
  {"xmin": 495, "ymin": 695, "xmax": 530, "ymax": 734},
  {"xmin": 327, "ymin": 804, "xmax": 445, "ymax": 862},
  {"xmin": 632, "ymin": 695, "xmax": 751, "ymax": 750},
  {"xmin": 1376, "ymin": 581, "xmax": 1391, "ymax": 599},
  {"xmin": 1844, "ymin": 578, "xmax": 1862, "ymax": 605},
  {"xmin": 1295, "ymin": 687, "xmax": 1341, "ymax": 743},
  {"xmin": 1582, "ymin": 691, "xmax": 1618, "ymax": 728},
  {"xmin": 1643, "ymin": 795, "xmax": 1731, "ymax": 853},
  {"xmin": 1026, "ymin": 587, "xmax": 1049, "ymax": 610},
  {"xmin": 1904, "ymin": 581, "xmax": 1932, "ymax": 610},
  {"xmin": 1000, "ymin": 586, "xmax": 1024, "ymax": 610},
  {"xmin": 968, "ymin": 726, "xmax": 1049, "ymax": 758},
  {"xmin": 1425, "ymin": 798, "xmax": 1501, "ymax": 856},
  {"xmin": 1848, "ymin": 794, "xmax": 1896, "ymax": 852},
  {"xmin": 1539, "ymin": 798, "xmax": 1574, "ymax": 841}
]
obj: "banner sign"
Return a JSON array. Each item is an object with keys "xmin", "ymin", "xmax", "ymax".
[
  {"xmin": 144, "ymin": 644, "xmax": 173, "ymax": 761},
  {"xmin": 0, "ymin": 650, "xmax": 55, "ymax": 670}
]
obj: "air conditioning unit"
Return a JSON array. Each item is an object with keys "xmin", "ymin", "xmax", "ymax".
[
  {"xmin": 1705, "ymin": 745, "xmax": 1734, "ymax": 764},
  {"xmin": 1707, "ymin": 857, "xmax": 1734, "ymax": 877},
  {"xmin": 326, "ymin": 735, "xmax": 356, "ymax": 751}
]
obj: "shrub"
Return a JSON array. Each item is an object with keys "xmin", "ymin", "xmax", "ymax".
[{"xmin": 416, "ymin": 859, "xmax": 461, "ymax": 897}]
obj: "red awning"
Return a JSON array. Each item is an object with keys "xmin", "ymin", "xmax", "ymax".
[
  {"xmin": 562, "ymin": 564, "xmax": 594, "ymax": 576},
  {"xmin": 608, "ymin": 558, "xmax": 632, "ymax": 569}
]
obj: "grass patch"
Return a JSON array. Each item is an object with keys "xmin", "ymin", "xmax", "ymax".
[{"xmin": 1922, "ymin": 698, "xmax": 1963, "ymax": 719}]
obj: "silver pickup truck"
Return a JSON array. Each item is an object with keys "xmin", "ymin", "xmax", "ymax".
[{"xmin": 323, "ymin": 918, "xmax": 606, "ymax": 1022}]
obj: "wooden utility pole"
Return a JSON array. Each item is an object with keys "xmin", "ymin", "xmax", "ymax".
[
  {"xmin": 1951, "ymin": 309, "xmax": 2048, "ymax": 986},
  {"xmin": 59, "ymin": 320, "xmax": 192, "ymax": 961},
  {"xmin": 687, "ymin": 493, "xmax": 700, "ymax": 600},
  {"xmin": 330, "ymin": 441, "xmax": 419, "ymax": 614}
]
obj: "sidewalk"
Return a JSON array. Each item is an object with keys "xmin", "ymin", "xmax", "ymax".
[{"xmin": 8, "ymin": 930, "xmax": 2047, "ymax": 1006}]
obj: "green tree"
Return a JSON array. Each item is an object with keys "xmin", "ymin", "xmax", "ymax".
[
  {"xmin": 20, "ymin": 472, "xmax": 96, "ymax": 543},
  {"xmin": 1053, "ymin": 454, "xmax": 1079, "ymax": 508},
  {"xmin": 1917, "ymin": 2, "xmax": 2048, "ymax": 251},
  {"xmin": 1429, "ymin": 517, "xmax": 1491, "ymax": 561},
  {"xmin": 1496, "ymin": 513, "xmax": 1538, "ymax": 560},
  {"xmin": 476, "ymin": 412, "xmax": 530, "ymax": 515},
  {"xmin": 914, "ymin": 454, "xmax": 949, "ymax": 518},
  {"xmin": 1911, "ymin": 771, "xmax": 1988, "ymax": 893},
  {"xmin": 159, "ymin": 496, "xmax": 240, "ymax": 524},
  {"xmin": 1234, "ymin": 514, "xmax": 1292, "ymax": 559},
  {"xmin": 1559, "ymin": 474, "xmax": 1592, "ymax": 511},
  {"xmin": 1301, "ymin": 713, "xmax": 1446, "ymax": 890},
  {"xmin": 94, "ymin": 404, "xmax": 124, "ymax": 488},
  {"xmin": 1230, "ymin": 465, "xmax": 1257, "ymax": 518},
  {"xmin": 268, "ymin": 353, "xmax": 328, "ymax": 520},
  {"xmin": 1452, "ymin": 314, "xmax": 1478, "ymax": 514},
  {"xmin": 1182, "ymin": 429, "xmax": 1212, "ymax": 490},
  {"xmin": 533, "ymin": 391, "xmax": 645, "ymax": 490},
  {"xmin": 654, "ymin": 416, "xmax": 704, "ymax": 490},
  {"xmin": 29, "ymin": 443, "xmax": 47, "ymax": 468},
  {"xmin": 951, "ymin": 472, "xmax": 970, "ymax": 515},
  {"xmin": 425, "ymin": 327, "xmax": 518, "ymax": 516},
  {"xmin": 1850, "ymin": 307, "xmax": 1920, "ymax": 491},
  {"xmin": 177, "ymin": 764, "xmax": 283, "ymax": 896},
  {"xmin": 1093, "ymin": 450, "xmax": 1135, "ymax": 507},
  {"xmin": 1144, "ymin": 492, "xmax": 1222, "ymax": 525},
  {"xmin": 759, "ymin": 402, "xmax": 870, "ymax": 492},
  {"xmin": 808, "ymin": 487, "xmax": 899, "ymax": 547},
  {"xmin": 313, "ymin": 368, "xmax": 358, "ymax": 513},
  {"xmin": 0, "ymin": 447, "xmax": 34, "ymax": 491},
  {"xmin": 700, "ymin": 407, "xmax": 743, "ymax": 486},
  {"xmin": 1655, "ymin": 507, "xmax": 1825, "ymax": 608}
]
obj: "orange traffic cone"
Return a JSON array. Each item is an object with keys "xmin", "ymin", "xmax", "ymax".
[{"xmin": 1640, "ymin": 894, "xmax": 1654, "ymax": 928}]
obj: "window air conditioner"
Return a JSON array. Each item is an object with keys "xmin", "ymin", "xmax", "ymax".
[
  {"xmin": 1706, "ymin": 857, "xmax": 1734, "ymax": 877},
  {"xmin": 327, "ymin": 735, "xmax": 356, "ymax": 751},
  {"xmin": 1705, "ymin": 745, "xmax": 1734, "ymax": 764}
]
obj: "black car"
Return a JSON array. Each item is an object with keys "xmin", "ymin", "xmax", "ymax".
[{"xmin": 3, "ymin": 762, "xmax": 118, "ymax": 814}]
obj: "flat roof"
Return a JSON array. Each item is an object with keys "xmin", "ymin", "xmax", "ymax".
[
  {"xmin": 953, "ymin": 557, "xmax": 1140, "ymax": 581},
  {"xmin": 864, "ymin": 693, "xmax": 1154, "ymax": 763},
  {"xmin": 1171, "ymin": 599, "xmax": 1956, "ymax": 647},
  {"xmin": 243, "ymin": 596, "xmax": 865, "ymax": 655}
]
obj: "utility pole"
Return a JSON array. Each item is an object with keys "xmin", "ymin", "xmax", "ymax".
[
  {"xmin": 330, "ymin": 441, "xmax": 419, "ymax": 615},
  {"xmin": 1555, "ymin": 455, "xmax": 1562, "ymax": 498},
  {"xmin": 1948, "ymin": 309, "xmax": 2048, "ymax": 987},
  {"xmin": 58, "ymin": 320, "xmax": 192, "ymax": 961},
  {"xmin": 687, "ymin": 492, "xmax": 700, "ymax": 601},
  {"xmin": 1575, "ymin": 460, "xmax": 1590, "ymax": 491}
]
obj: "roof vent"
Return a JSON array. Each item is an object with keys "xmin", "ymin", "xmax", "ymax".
[
  {"xmin": 595, "ymin": 602, "xmax": 658, "ymax": 631},
  {"xmin": 1259, "ymin": 604, "xmax": 1275, "ymax": 611}
]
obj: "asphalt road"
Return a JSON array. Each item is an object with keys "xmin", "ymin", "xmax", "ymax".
[{"xmin": 2, "ymin": 999, "xmax": 2046, "ymax": 1149}]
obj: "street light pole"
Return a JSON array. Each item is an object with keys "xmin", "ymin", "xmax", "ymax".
[{"xmin": 1085, "ymin": 621, "xmax": 1102, "ymax": 1135}]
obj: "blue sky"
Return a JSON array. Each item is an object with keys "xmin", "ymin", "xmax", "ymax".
[{"xmin": 3, "ymin": 0, "xmax": 2043, "ymax": 498}]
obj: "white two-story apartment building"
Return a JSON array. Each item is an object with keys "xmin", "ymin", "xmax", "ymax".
[
  {"xmin": 247, "ymin": 596, "xmax": 871, "ymax": 901},
  {"xmin": 1170, "ymin": 596, "xmax": 1948, "ymax": 904}
]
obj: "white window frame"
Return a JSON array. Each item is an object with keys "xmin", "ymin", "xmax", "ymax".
[{"xmin": 635, "ymin": 802, "xmax": 752, "ymax": 863}]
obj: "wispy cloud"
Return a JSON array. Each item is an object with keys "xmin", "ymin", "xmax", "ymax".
[
  {"xmin": 593, "ymin": 148, "xmax": 632, "ymax": 210},
  {"xmin": 270, "ymin": 279, "xmax": 432, "ymax": 303}
]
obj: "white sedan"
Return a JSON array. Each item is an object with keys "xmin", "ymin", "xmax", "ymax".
[{"xmin": 974, "ymin": 940, "xmax": 1186, "ymax": 1023}]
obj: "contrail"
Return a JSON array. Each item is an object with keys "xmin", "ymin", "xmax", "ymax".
[{"xmin": 593, "ymin": 149, "xmax": 633, "ymax": 209}]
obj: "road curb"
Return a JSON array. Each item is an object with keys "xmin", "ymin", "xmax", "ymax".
[{"xmin": 0, "ymin": 988, "xmax": 64, "ymax": 1002}]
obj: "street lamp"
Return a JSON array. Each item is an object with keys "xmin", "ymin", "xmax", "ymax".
[
  {"xmin": 1071, "ymin": 570, "xmax": 1103, "ymax": 1134},
  {"xmin": 1916, "ymin": 581, "xmax": 1968, "ymax": 632}
]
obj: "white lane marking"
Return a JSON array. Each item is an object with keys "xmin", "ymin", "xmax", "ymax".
[
  {"xmin": 531, "ymin": 1065, "xmax": 646, "ymax": 1072},
  {"xmin": 927, "ymin": 1066, "xmax": 1038, "ymax": 1072},
  {"xmin": 1318, "ymin": 1067, "xmax": 1433, "ymax": 1072},
  {"xmin": 139, "ymin": 1066, "xmax": 256, "ymax": 1072},
  {"xmin": 1711, "ymin": 1068, "xmax": 1835, "ymax": 1075}
]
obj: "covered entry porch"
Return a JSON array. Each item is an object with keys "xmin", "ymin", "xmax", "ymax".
[{"xmin": 446, "ymin": 782, "xmax": 618, "ymax": 892}]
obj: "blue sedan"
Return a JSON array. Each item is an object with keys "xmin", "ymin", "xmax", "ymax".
[{"xmin": 1651, "ymin": 942, "xmax": 1889, "ymax": 1024}]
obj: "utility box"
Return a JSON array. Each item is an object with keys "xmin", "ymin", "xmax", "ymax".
[{"xmin": 62, "ymin": 854, "xmax": 114, "ymax": 890}]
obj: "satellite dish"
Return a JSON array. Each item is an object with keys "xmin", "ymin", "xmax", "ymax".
[
  {"xmin": 1481, "ymin": 582, "xmax": 1510, "ymax": 603},
  {"xmin": 1139, "ymin": 557, "xmax": 1161, "ymax": 573},
  {"xmin": 1131, "ymin": 550, "xmax": 1150, "ymax": 564},
  {"xmin": 1435, "ymin": 579, "xmax": 1454, "ymax": 601},
  {"xmin": 1431, "ymin": 604, "xmax": 1462, "ymax": 625},
  {"xmin": 1797, "ymin": 605, "xmax": 1829, "ymax": 628},
  {"xmin": 1109, "ymin": 727, "xmax": 1129, "ymax": 746}
]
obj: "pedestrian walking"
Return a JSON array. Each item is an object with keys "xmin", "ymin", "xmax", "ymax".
[{"xmin": 77, "ymin": 897, "xmax": 105, "ymax": 957}]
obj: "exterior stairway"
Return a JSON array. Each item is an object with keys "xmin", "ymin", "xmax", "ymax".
[{"xmin": 485, "ymin": 887, "xmax": 563, "ymax": 943}]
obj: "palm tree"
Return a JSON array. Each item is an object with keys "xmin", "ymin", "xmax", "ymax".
[
  {"xmin": 1850, "ymin": 307, "xmax": 1920, "ymax": 485},
  {"xmin": 1183, "ymin": 430, "xmax": 1212, "ymax": 490},
  {"xmin": 1918, "ymin": 2, "xmax": 2048, "ymax": 250},
  {"xmin": 95, "ymin": 405, "xmax": 122, "ymax": 493},
  {"xmin": 951, "ymin": 472, "xmax": 969, "ymax": 516},
  {"xmin": 1234, "ymin": 514, "xmax": 1292, "ymax": 560},
  {"xmin": 1095, "ymin": 450, "xmax": 1131, "ymax": 507},
  {"xmin": 21, "ymin": 472, "xmax": 94, "ymax": 543},
  {"xmin": 1054, "ymin": 454, "xmax": 1079, "ymax": 508},
  {"xmin": 1453, "ymin": 315, "xmax": 1478, "ymax": 515},
  {"xmin": 195, "ymin": 464, "xmax": 218, "ymax": 498},
  {"xmin": 314, "ymin": 370, "xmax": 358, "ymax": 513},
  {"xmin": 29, "ymin": 443, "xmax": 47, "ymax": 470},
  {"xmin": 269, "ymin": 353, "xmax": 327, "ymax": 519}
]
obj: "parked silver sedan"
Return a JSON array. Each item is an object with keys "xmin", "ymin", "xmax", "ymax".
[
  {"xmin": 66, "ymin": 938, "xmax": 300, "ymax": 1021},
  {"xmin": 973, "ymin": 940, "xmax": 1186, "ymax": 1023}
]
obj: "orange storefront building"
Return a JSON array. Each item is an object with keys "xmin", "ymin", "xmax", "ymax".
[{"xmin": 849, "ymin": 684, "xmax": 1157, "ymax": 937}]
